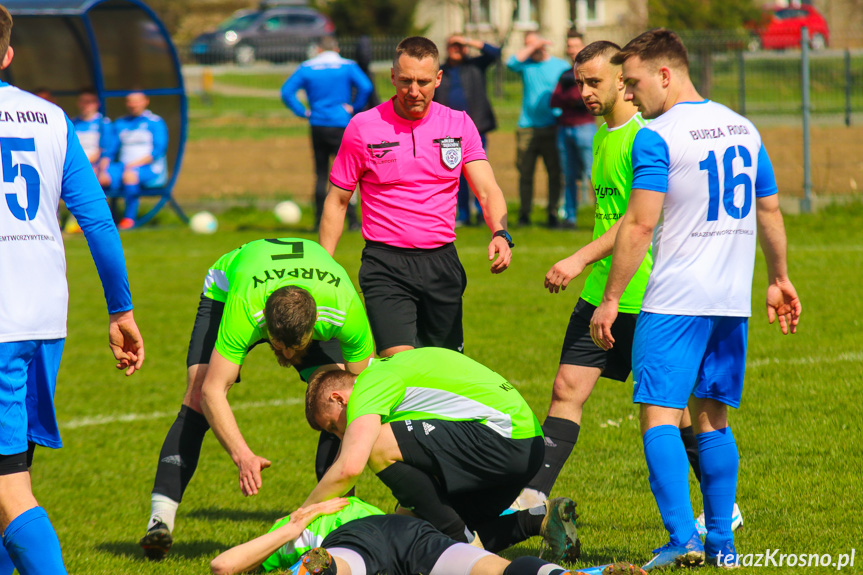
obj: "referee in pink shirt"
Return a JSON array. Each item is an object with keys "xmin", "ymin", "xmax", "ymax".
[{"xmin": 320, "ymin": 36, "xmax": 512, "ymax": 357}]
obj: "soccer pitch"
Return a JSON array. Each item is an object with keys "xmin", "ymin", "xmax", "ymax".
[{"xmin": 48, "ymin": 203, "xmax": 862, "ymax": 574}]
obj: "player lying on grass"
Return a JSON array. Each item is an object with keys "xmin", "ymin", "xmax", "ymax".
[
  {"xmin": 211, "ymin": 497, "xmax": 584, "ymax": 575},
  {"xmin": 302, "ymin": 348, "xmax": 580, "ymax": 563},
  {"xmin": 140, "ymin": 238, "xmax": 374, "ymax": 561}
]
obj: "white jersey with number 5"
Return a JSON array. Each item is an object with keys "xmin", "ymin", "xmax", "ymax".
[
  {"xmin": 0, "ymin": 86, "xmax": 71, "ymax": 341},
  {"xmin": 630, "ymin": 100, "xmax": 778, "ymax": 317}
]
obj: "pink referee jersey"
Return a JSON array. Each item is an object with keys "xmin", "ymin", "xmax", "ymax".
[{"xmin": 329, "ymin": 99, "xmax": 486, "ymax": 249}]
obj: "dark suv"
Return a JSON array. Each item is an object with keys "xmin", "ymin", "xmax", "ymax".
[{"xmin": 191, "ymin": 7, "xmax": 334, "ymax": 65}]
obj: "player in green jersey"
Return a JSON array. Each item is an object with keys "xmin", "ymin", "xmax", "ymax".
[
  {"xmin": 300, "ymin": 348, "xmax": 580, "ymax": 564},
  {"xmin": 516, "ymin": 41, "xmax": 651, "ymax": 507},
  {"xmin": 210, "ymin": 498, "xmax": 586, "ymax": 575},
  {"xmin": 517, "ymin": 42, "xmax": 738, "ymax": 536},
  {"xmin": 141, "ymin": 239, "xmax": 374, "ymax": 561}
]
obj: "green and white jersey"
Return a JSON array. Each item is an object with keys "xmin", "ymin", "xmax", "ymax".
[
  {"xmin": 346, "ymin": 348, "xmax": 542, "ymax": 440},
  {"xmin": 261, "ymin": 497, "xmax": 383, "ymax": 572},
  {"xmin": 581, "ymin": 113, "xmax": 654, "ymax": 314},
  {"xmin": 204, "ymin": 238, "xmax": 374, "ymax": 366}
]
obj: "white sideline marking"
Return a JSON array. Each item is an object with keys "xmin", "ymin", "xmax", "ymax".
[
  {"xmin": 748, "ymin": 351, "xmax": 863, "ymax": 368},
  {"xmin": 63, "ymin": 352, "xmax": 859, "ymax": 429},
  {"xmin": 63, "ymin": 398, "xmax": 303, "ymax": 430}
]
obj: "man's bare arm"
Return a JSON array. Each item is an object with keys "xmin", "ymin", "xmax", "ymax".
[
  {"xmin": 463, "ymin": 160, "xmax": 512, "ymax": 273},
  {"xmin": 756, "ymin": 194, "xmax": 802, "ymax": 334},
  {"xmin": 200, "ymin": 351, "xmax": 271, "ymax": 496},
  {"xmin": 545, "ymin": 216, "xmax": 624, "ymax": 293},
  {"xmin": 301, "ymin": 414, "xmax": 382, "ymax": 507},
  {"xmin": 210, "ymin": 499, "xmax": 349, "ymax": 575},
  {"xmin": 319, "ymin": 185, "xmax": 354, "ymax": 256}
]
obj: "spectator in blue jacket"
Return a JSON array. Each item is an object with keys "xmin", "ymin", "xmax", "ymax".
[
  {"xmin": 282, "ymin": 37, "xmax": 373, "ymax": 229},
  {"xmin": 101, "ymin": 92, "xmax": 169, "ymax": 230}
]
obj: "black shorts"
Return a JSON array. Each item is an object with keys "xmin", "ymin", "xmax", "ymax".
[
  {"xmin": 358, "ymin": 241, "xmax": 466, "ymax": 354},
  {"xmin": 185, "ymin": 294, "xmax": 343, "ymax": 382},
  {"xmin": 559, "ymin": 298, "xmax": 638, "ymax": 382},
  {"xmin": 392, "ymin": 419, "xmax": 544, "ymax": 525},
  {"xmin": 322, "ymin": 514, "xmax": 456, "ymax": 575}
]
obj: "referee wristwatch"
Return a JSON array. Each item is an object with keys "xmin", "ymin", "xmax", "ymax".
[{"xmin": 493, "ymin": 229, "xmax": 514, "ymax": 248}]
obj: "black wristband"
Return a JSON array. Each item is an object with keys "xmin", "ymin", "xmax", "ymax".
[{"xmin": 493, "ymin": 229, "xmax": 514, "ymax": 248}]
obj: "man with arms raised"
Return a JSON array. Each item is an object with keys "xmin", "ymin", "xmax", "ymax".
[
  {"xmin": 319, "ymin": 37, "xmax": 513, "ymax": 359},
  {"xmin": 590, "ymin": 29, "xmax": 801, "ymax": 570},
  {"xmin": 139, "ymin": 238, "xmax": 374, "ymax": 561}
]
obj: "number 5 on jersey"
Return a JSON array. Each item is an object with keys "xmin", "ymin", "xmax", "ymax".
[{"xmin": 1, "ymin": 137, "xmax": 41, "ymax": 221}]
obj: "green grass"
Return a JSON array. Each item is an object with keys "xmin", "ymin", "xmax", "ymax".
[{"xmin": 46, "ymin": 202, "xmax": 862, "ymax": 573}]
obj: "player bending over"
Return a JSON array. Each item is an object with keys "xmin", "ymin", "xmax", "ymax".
[
  {"xmin": 140, "ymin": 238, "xmax": 373, "ymax": 561},
  {"xmin": 303, "ymin": 348, "xmax": 579, "ymax": 563},
  {"xmin": 211, "ymin": 498, "xmax": 584, "ymax": 575}
]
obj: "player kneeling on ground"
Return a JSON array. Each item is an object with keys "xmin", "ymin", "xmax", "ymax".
[
  {"xmin": 211, "ymin": 497, "xmax": 584, "ymax": 575},
  {"xmin": 302, "ymin": 348, "xmax": 580, "ymax": 563},
  {"xmin": 140, "ymin": 238, "xmax": 374, "ymax": 561}
]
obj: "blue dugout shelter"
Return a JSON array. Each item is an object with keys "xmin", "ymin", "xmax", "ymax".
[{"xmin": 0, "ymin": 0, "xmax": 188, "ymax": 225}]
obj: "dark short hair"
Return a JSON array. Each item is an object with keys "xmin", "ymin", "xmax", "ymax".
[
  {"xmin": 318, "ymin": 36, "xmax": 338, "ymax": 52},
  {"xmin": 0, "ymin": 6, "xmax": 11, "ymax": 58},
  {"xmin": 264, "ymin": 286, "xmax": 316, "ymax": 348},
  {"xmin": 305, "ymin": 369, "xmax": 355, "ymax": 431},
  {"xmin": 567, "ymin": 28, "xmax": 583, "ymax": 41},
  {"xmin": 394, "ymin": 36, "xmax": 439, "ymax": 69},
  {"xmin": 575, "ymin": 40, "xmax": 622, "ymax": 67},
  {"xmin": 78, "ymin": 87, "xmax": 98, "ymax": 97},
  {"xmin": 611, "ymin": 28, "xmax": 689, "ymax": 72}
]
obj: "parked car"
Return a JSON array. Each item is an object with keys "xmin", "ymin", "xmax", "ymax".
[
  {"xmin": 749, "ymin": 4, "xmax": 829, "ymax": 51},
  {"xmin": 190, "ymin": 7, "xmax": 334, "ymax": 65}
]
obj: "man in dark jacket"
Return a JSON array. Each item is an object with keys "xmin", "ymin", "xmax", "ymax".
[{"xmin": 434, "ymin": 35, "xmax": 501, "ymax": 226}]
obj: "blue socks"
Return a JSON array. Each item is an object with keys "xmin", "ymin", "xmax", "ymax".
[
  {"xmin": 123, "ymin": 182, "xmax": 141, "ymax": 221},
  {"xmin": 643, "ymin": 425, "xmax": 697, "ymax": 546},
  {"xmin": 2, "ymin": 506, "xmax": 67, "ymax": 574},
  {"xmin": 698, "ymin": 427, "xmax": 738, "ymax": 555}
]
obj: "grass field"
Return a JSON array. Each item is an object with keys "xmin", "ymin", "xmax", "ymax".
[{"xmin": 44, "ymin": 202, "xmax": 862, "ymax": 574}]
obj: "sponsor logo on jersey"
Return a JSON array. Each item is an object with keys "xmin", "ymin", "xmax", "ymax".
[{"xmin": 422, "ymin": 422, "xmax": 436, "ymax": 435}]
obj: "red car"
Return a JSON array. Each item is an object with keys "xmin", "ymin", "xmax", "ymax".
[{"xmin": 750, "ymin": 4, "xmax": 830, "ymax": 51}]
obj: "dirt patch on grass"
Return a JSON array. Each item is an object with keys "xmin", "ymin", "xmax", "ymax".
[{"xmin": 175, "ymin": 124, "xmax": 863, "ymax": 203}]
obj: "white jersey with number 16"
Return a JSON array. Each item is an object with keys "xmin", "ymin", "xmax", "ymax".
[{"xmin": 630, "ymin": 100, "xmax": 778, "ymax": 317}]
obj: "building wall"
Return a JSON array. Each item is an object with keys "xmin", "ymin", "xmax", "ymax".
[{"xmin": 413, "ymin": 0, "xmax": 646, "ymax": 60}]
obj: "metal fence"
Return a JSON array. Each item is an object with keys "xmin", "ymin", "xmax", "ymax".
[
  {"xmin": 179, "ymin": 33, "xmax": 863, "ymax": 127},
  {"xmin": 176, "ymin": 30, "xmax": 863, "ymax": 202}
]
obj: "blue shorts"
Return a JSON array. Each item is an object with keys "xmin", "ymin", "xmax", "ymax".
[
  {"xmin": 632, "ymin": 313, "xmax": 748, "ymax": 409},
  {"xmin": 107, "ymin": 162, "xmax": 167, "ymax": 190},
  {"xmin": 0, "ymin": 340, "xmax": 65, "ymax": 454}
]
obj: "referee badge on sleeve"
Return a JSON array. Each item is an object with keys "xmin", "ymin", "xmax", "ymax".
[{"xmin": 436, "ymin": 137, "xmax": 462, "ymax": 170}]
